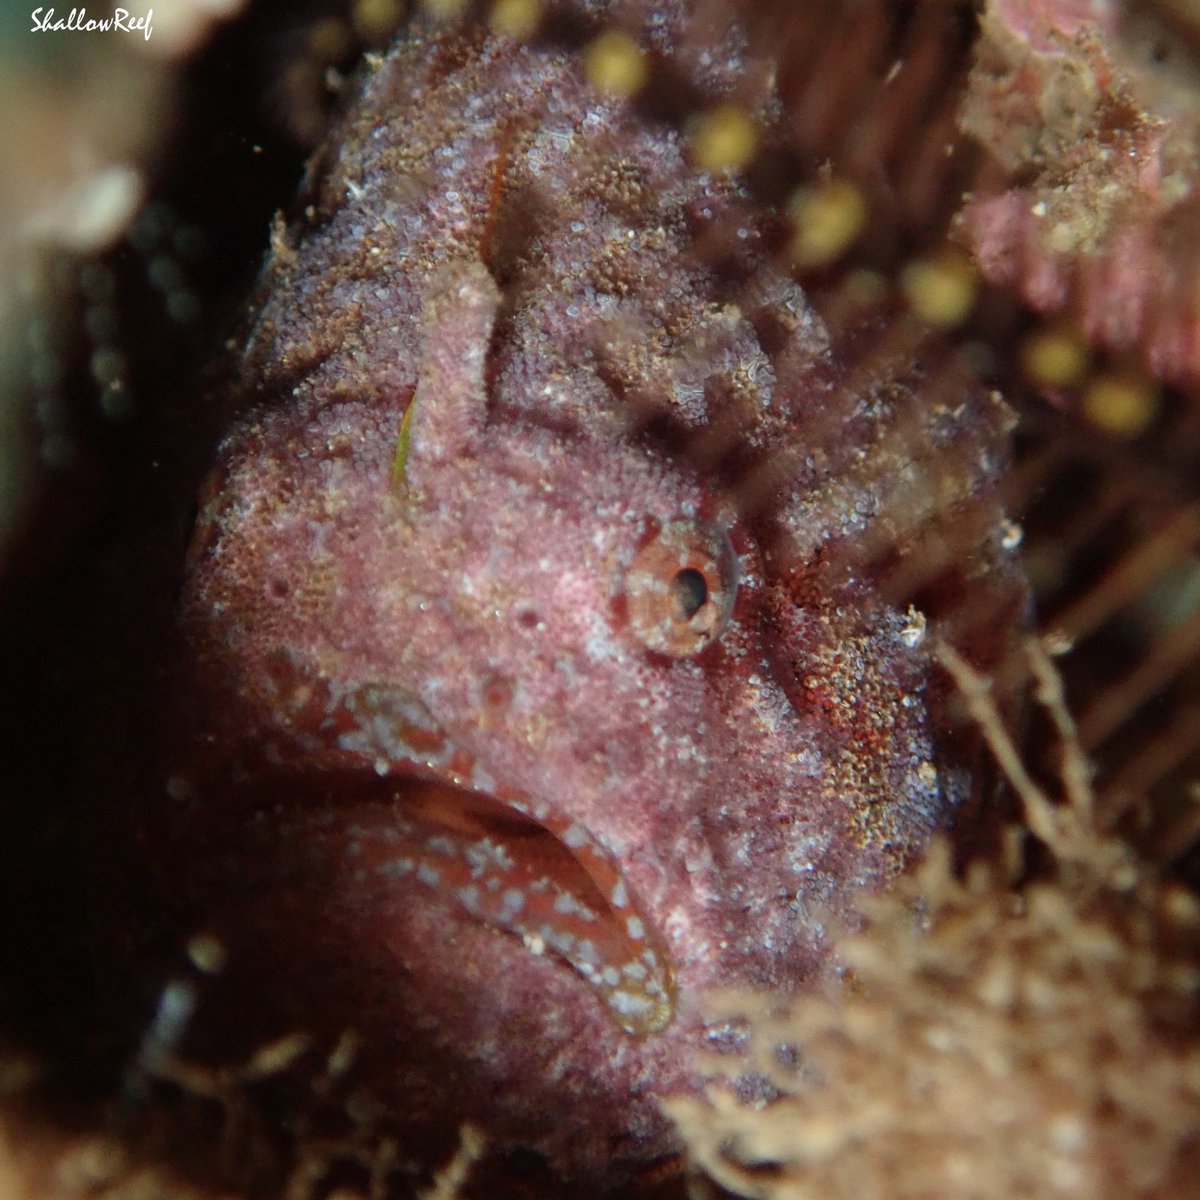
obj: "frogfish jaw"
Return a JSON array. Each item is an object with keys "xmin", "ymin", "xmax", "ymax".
[
  {"xmin": 195, "ymin": 644, "xmax": 687, "ymax": 1028},
  {"xmin": 167, "ymin": 768, "xmax": 695, "ymax": 1192},
  {"xmin": 330, "ymin": 760, "xmax": 679, "ymax": 1039},
  {"xmin": 159, "ymin": 576, "xmax": 938, "ymax": 1190},
  {"xmin": 152, "ymin": 694, "xmax": 751, "ymax": 1193}
]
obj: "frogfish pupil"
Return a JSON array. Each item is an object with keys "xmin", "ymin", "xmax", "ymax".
[{"xmin": 671, "ymin": 567, "xmax": 709, "ymax": 621}]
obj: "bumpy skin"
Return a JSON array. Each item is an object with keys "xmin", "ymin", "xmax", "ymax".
[{"xmin": 161, "ymin": 10, "xmax": 1026, "ymax": 1194}]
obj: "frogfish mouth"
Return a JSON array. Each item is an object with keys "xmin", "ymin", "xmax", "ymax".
[
  {"xmin": 159, "ymin": 5, "xmax": 1028, "ymax": 1193},
  {"xmin": 256, "ymin": 665, "xmax": 679, "ymax": 1036}
]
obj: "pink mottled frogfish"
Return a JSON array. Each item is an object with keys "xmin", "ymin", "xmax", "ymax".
[{"xmin": 159, "ymin": 6, "xmax": 1028, "ymax": 1194}]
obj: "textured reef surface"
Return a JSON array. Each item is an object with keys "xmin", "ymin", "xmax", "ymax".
[
  {"xmin": 128, "ymin": 6, "xmax": 1030, "ymax": 1193},
  {"xmin": 962, "ymin": 0, "xmax": 1200, "ymax": 391}
]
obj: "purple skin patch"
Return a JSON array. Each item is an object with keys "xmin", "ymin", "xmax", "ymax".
[{"xmin": 160, "ymin": 9, "xmax": 1027, "ymax": 1193}]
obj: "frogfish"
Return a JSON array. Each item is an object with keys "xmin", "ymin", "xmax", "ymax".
[{"xmin": 146, "ymin": 4, "xmax": 1028, "ymax": 1194}]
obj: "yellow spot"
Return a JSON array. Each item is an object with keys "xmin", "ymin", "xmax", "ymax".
[
  {"xmin": 310, "ymin": 17, "xmax": 352, "ymax": 60},
  {"xmin": 788, "ymin": 178, "xmax": 868, "ymax": 269},
  {"xmin": 489, "ymin": 0, "xmax": 541, "ymax": 39},
  {"xmin": 420, "ymin": 0, "xmax": 469, "ymax": 21},
  {"xmin": 583, "ymin": 30, "xmax": 648, "ymax": 98},
  {"xmin": 1162, "ymin": 883, "xmax": 1200, "ymax": 927},
  {"xmin": 326, "ymin": 1030, "xmax": 360, "ymax": 1078},
  {"xmin": 353, "ymin": 0, "xmax": 402, "ymax": 39},
  {"xmin": 247, "ymin": 1033, "xmax": 311, "ymax": 1077},
  {"xmin": 1021, "ymin": 327, "xmax": 1090, "ymax": 388},
  {"xmin": 1082, "ymin": 371, "xmax": 1159, "ymax": 438},
  {"xmin": 186, "ymin": 933, "xmax": 227, "ymax": 975},
  {"xmin": 393, "ymin": 396, "xmax": 418, "ymax": 488},
  {"xmin": 901, "ymin": 249, "xmax": 978, "ymax": 328},
  {"xmin": 689, "ymin": 104, "xmax": 759, "ymax": 175}
]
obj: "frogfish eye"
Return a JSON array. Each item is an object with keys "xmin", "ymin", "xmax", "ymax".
[{"xmin": 624, "ymin": 519, "xmax": 738, "ymax": 657}]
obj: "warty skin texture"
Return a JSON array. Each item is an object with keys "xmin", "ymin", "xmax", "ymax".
[{"xmin": 155, "ymin": 10, "xmax": 1028, "ymax": 1194}]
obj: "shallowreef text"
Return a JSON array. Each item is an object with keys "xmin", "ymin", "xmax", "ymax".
[{"xmin": 30, "ymin": 7, "xmax": 153, "ymax": 40}]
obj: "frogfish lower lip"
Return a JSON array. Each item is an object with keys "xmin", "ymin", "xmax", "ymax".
[
  {"xmin": 360, "ymin": 771, "xmax": 675, "ymax": 1036},
  {"xmin": 262, "ymin": 673, "xmax": 675, "ymax": 1033}
]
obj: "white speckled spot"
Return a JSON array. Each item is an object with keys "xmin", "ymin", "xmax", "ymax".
[
  {"xmin": 563, "ymin": 824, "xmax": 589, "ymax": 849},
  {"xmin": 610, "ymin": 990, "xmax": 655, "ymax": 1018}
]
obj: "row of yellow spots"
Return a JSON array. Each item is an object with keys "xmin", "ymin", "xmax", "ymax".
[
  {"xmin": 407, "ymin": 0, "xmax": 1162, "ymax": 440},
  {"xmin": 902, "ymin": 251, "xmax": 1160, "ymax": 438},
  {"xmin": 356, "ymin": 0, "xmax": 536, "ymax": 34},
  {"xmin": 894, "ymin": 249, "xmax": 1159, "ymax": 436},
  {"xmin": 583, "ymin": 31, "xmax": 761, "ymax": 172},
  {"xmin": 569, "ymin": 10, "xmax": 1162, "ymax": 439},
  {"xmin": 792, "ymin": 190, "xmax": 1160, "ymax": 439},
  {"xmin": 1021, "ymin": 328, "xmax": 1160, "ymax": 438},
  {"xmin": 349, "ymin": 0, "xmax": 544, "ymax": 51}
]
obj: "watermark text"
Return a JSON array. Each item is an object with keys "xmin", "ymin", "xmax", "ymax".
[{"xmin": 31, "ymin": 7, "xmax": 154, "ymax": 41}]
